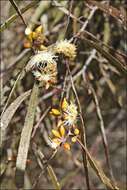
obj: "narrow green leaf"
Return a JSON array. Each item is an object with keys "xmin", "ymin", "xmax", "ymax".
[{"xmin": 15, "ymin": 83, "xmax": 39, "ymax": 188}]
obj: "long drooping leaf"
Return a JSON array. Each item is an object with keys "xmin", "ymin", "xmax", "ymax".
[
  {"xmin": 0, "ymin": 90, "xmax": 31, "ymax": 147},
  {"xmin": 15, "ymin": 83, "xmax": 38, "ymax": 188}
]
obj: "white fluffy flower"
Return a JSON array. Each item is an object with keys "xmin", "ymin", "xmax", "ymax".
[
  {"xmin": 26, "ymin": 51, "xmax": 57, "ymax": 72},
  {"xmin": 32, "ymin": 57, "xmax": 57, "ymax": 89},
  {"xmin": 63, "ymin": 102, "xmax": 78, "ymax": 126}
]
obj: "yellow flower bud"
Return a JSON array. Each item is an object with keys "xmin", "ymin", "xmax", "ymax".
[
  {"xmin": 74, "ymin": 128, "xmax": 79, "ymax": 135},
  {"xmin": 63, "ymin": 143, "xmax": 71, "ymax": 150},
  {"xmin": 71, "ymin": 136, "xmax": 77, "ymax": 143},
  {"xmin": 61, "ymin": 98, "xmax": 68, "ymax": 110},
  {"xmin": 35, "ymin": 25, "xmax": 43, "ymax": 34},
  {"xmin": 39, "ymin": 45, "xmax": 47, "ymax": 51},
  {"xmin": 52, "ymin": 129, "xmax": 61, "ymax": 138},
  {"xmin": 50, "ymin": 109, "xmax": 61, "ymax": 116},
  {"xmin": 32, "ymin": 32, "xmax": 38, "ymax": 39},
  {"xmin": 60, "ymin": 125, "xmax": 65, "ymax": 137}
]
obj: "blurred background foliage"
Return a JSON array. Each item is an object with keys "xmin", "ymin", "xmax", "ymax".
[{"xmin": 0, "ymin": 0, "xmax": 126, "ymax": 189}]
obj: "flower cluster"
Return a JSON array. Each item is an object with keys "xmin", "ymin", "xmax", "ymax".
[
  {"xmin": 25, "ymin": 26, "xmax": 77, "ymax": 89},
  {"xmin": 26, "ymin": 51, "xmax": 58, "ymax": 89},
  {"xmin": 54, "ymin": 39, "xmax": 77, "ymax": 61},
  {"xmin": 24, "ymin": 25, "xmax": 47, "ymax": 51},
  {"xmin": 50, "ymin": 98, "xmax": 80, "ymax": 150},
  {"xmin": 50, "ymin": 98, "xmax": 78, "ymax": 126},
  {"xmin": 26, "ymin": 51, "xmax": 57, "ymax": 71}
]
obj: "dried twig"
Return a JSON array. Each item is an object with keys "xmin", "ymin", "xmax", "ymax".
[
  {"xmin": 34, "ymin": 145, "xmax": 60, "ymax": 190},
  {"xmin": 0, "ymin": 49, "xmax": 31, "ymax": 76},
  {"xmin": 80, "ymin": 37, "xmax": 127, "ymax": 74},
  {"xmin": 85, "ymin": 80, "xmax": 116, "ymax": 184},
  {"xmin": 52, "ymin": 0, "xmax": 84, "ymax": 25},
  {"xmin": 1, "ymin": 69, "xmax": 25, "ymax": 116},
  {"xmin": 78, "ymin": 47, "xmax": 116, "ymax": 184},
  {"xmin": 60, "ymin": 69, "xmax": 68, "ymax": 105},
  {"xmin": 66, "ymin": 60, "xmax": 90, "ymax": 190},
  {"xmin": 64, "ymin": 0, "xmax": 74, "ymax": 37},
  {"xmin": 32, "ymin": 106, "xmax": 51, "ymax": 138},
  {"xmin": 53, "ymin": 1, "xmax": 126, "ymax": 74},
  {"xmin": 85, "ymin": 0, "xmax": 127, "ymax": 29},
  {"xmin": 90, "ymin": 109, "xmax": 126, "ymax": 156}
]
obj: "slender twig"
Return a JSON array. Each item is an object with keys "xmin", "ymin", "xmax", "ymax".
[
  {"xmin": 52, "ymin": 0, "xmax": 127, "ymax": 61},
  {"xmin": 60, "ymin": 69, "xmax": 68, "ymax": 105},
  {"xmin": 90, "ymin": 109, "xmax": 126, "ymax": 156},
  {"xmin": 84, "ymin": 80, "xmax": 115, "ymax": 183},
  {"xmin": 71, "ymin": 4, "xmax": 97, "ymax": 44},
  {"xmin": 81, "ymin": 51, "xmax": 116, "ymax": 183},
  {"xmin": 1, "ymin": 69, "xmax": 25, "ymax": 117},
  {"xmin": 9, "ymin": 0, "xmax": 27, "ymax": 27},
  {"xmin": 66, "ymin": 60, "xmax": 90, "ymax": 190},
  {"xmin": 31, "ymin": 106, "xmax": 51, "ymax": 138},
  {"xmin": 0, "ymin": 49, "xmax": 31, "ymax": 76},
  {"xmin": 81, "ymin": 37, "xmax": 127, "ymax": 74},
  {"xmin": 64, "ymin": 0, "xmax": 74, "ymax": 37},
  {"xmin": 52, "ymin": 0, "xmax": 84, "ymax": 25},
  {"xmin": 85, "ymin": 0, "xmax": 127, "ymax": 28}
]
